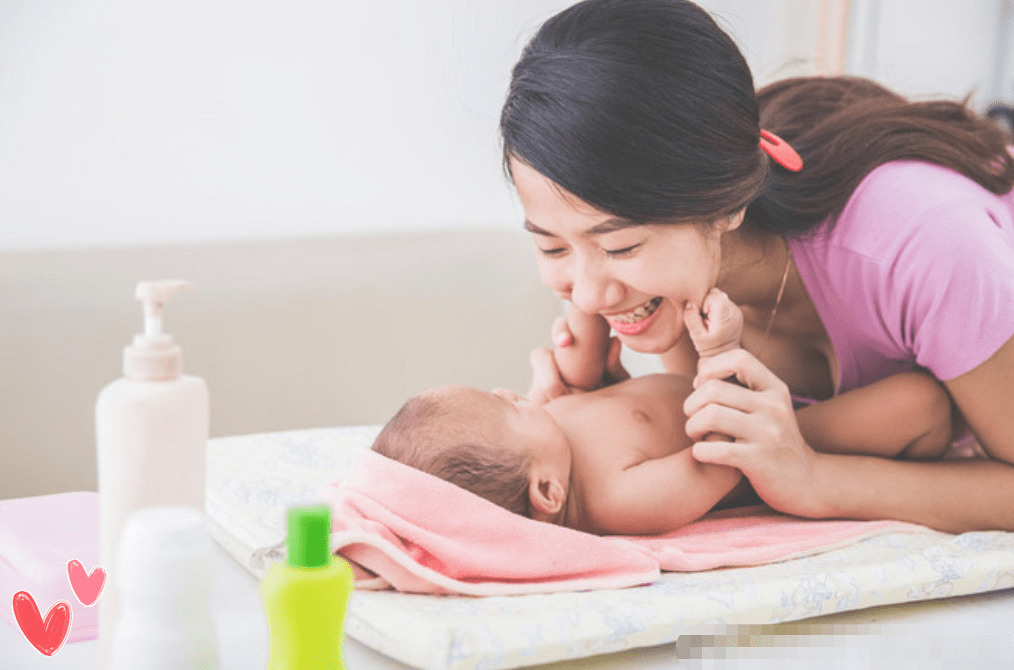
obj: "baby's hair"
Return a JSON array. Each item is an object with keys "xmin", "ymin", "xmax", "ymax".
[{"xmin": 372, "ymin": 393, "xmax": 533, "ymax": 517}]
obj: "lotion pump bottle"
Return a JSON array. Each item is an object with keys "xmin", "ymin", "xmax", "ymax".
[
  {"xmin": 95, "ymin": 280, "xmax": 209, "ymax": 666},
  {"xmin": 261, "ymin": 505, "xmax": 354, "ymax": 670}
]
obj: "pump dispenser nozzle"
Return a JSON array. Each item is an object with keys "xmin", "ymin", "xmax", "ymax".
[
  {"xmin": 123, "ymin": 280, "xmax": 194, "ymax": 381},
  {"xmin": 135, "ymin": 280, "xmax": 193, "ymax": 337}
]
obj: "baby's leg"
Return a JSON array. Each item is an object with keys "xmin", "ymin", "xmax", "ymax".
[{"xmin": 796, "ymin": 371, "xmax": 954, "ymax": 460}]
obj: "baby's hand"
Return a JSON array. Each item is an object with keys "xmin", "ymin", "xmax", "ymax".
[
  {"xmin": 684, "ymin": 288, "xmax": 744, "ymax": 360},
  {"xmin": 528, "ymin": 306, "xmax": 630, "ymax": 402},
  {"xmin": 553, "ymin": 306, "xmax": 612, "ymax": 392}
]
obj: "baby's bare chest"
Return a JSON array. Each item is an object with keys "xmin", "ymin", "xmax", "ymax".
[{"xmin": 562, "ymin": 375, "xmax": 695, "ymax": 466}]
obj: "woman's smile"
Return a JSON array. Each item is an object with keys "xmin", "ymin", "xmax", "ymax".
[{"xmin": 604, "ymin": 297, "xmax": 663, "ymax": 335}]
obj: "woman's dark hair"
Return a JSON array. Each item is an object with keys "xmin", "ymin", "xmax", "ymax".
[
  {"xmin": 501, "ymin": 0, "xmax": 1014, "ymax": 235},
  {"xmin": 751, "ymin": 76, "xmax": 1014, "ymax": 234},
  {"xmin": 501, "ymin": 0, "xmax": 767, "ymax": 224}
]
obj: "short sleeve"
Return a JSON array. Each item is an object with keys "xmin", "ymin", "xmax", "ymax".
[{"xmin": 887, "ymin": 198, "xmax": 1014, "ymax": 381}]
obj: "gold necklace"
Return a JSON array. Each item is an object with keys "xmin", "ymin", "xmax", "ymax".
[{"xmin": 755, "ymin": 241, "xmax": 792, "ymax": 363}]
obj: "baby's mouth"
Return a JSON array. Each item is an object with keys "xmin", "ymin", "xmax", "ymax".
[{"xmin": 606, "ymin": 297, "xmax": 663, "ymax": 324}]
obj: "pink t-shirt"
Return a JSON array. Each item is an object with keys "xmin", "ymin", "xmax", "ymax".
[{"xmin": 787, "ymin": 160, "xmax": 1014, "ymax": 400}]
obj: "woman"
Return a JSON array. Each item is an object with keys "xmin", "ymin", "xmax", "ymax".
[{"xmin": 500, "ymin": 0, "xmax": 1014, "ymax": 533}]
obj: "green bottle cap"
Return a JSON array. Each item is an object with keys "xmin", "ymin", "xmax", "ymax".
[{"xmin": 286, "ymin": 505, "xmax": 332, "ymax": 568}]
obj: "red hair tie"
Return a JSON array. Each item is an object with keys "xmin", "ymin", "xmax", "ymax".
[{"xmin": 759, "ymin": 129, "xmax": 803, "ymax": 172}]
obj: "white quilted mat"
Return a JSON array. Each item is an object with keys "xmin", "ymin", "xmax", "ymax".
[{"xmin": 206, "ymin": 427, "xmax": 1014, "ymax": 670}]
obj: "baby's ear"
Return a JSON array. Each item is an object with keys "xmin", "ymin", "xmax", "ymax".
[{"xmin": 528, "ymin": 475, "xmax": 566, "ymax": 521}]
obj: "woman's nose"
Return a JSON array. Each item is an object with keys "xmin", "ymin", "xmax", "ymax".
[{"xmin": 568, "ymin": 257, "xmax": 622, "ymax": 314}]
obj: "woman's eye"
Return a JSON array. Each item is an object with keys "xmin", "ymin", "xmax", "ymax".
[
  {"xmin": 538, "ymin": 247, "xmax": 567, "ymax": 257},
  {"xmin": 604, "ymin": 244, "xmax": 640, "ymax": 257}
]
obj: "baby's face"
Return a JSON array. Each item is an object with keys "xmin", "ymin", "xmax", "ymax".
[{"xmin": 425, "ymin": 385, "xmax": 571, "ymax": 473}]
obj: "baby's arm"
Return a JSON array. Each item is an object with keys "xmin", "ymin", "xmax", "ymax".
[
  {"xmin": 684, "ymin": 288, "xmax": 744, "ymax": 442},
  {"xmin": 795, "ymin": 370, "xmax": 955, "ymax": 460},
  {"xmin": 581, "ymin": 450, "xmax": 743, "ymax": 536},
  {"xmin": 553, "ymin": 305, "xmax": 612, "ymax": 392}
]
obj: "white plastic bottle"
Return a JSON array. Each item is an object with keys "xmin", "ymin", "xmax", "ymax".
[
  {"xmin": 95, "ymin": 280, "xmax": 209, "ymax": 667},
  {"xmin": 109, "ymin": 506, "xmax": 219, "ymax": 670}
]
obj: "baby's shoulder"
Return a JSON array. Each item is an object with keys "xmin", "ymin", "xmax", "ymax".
[{"xmin": 569, "ymin": 430, "xmax": 649, "ymax": 480}]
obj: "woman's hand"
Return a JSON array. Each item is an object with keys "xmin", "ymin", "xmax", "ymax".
[{"xmin": 682, "ymin": 348, "xmax": 829, "ymax": 518}]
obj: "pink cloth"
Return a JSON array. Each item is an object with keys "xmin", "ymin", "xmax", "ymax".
[
  {"xmin": 0, "ymin": 492, "xmax": 100, "ymax": 642},
  {"xmin": 788, "ymin": 160, "xmax": 1014, "ymax": 401},
  {"xmin": 318, "ymin": 450, "xmax": 927, "ymax": 596}
]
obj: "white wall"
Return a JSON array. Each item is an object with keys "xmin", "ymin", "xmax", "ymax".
[
  {"xmin": 0, "ymin": 0, "xmax": 565, "ymax": 251},
  {"xmin": 996, "ymin": 0, "xmax": 1014, "ymax": 104},
  {"xmin": 850, "ymin": 0, "xmax": 1004, "ymax": 105},
  {"xmin": 704, "ymin": 0, "xmax": 1006, "ymax": 102},
  {"xmin": 0, "ymin": 0, "xmax": 1007, "ymax": 252}
]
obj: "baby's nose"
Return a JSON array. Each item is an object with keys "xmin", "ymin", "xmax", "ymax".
[{"xmin": 490, "ymin": 387, "xmax": 520, "ymax": 402}]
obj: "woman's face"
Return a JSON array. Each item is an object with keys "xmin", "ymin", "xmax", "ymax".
[{"xmin": 510, "ymin": 158, "xmax": 737, "ymax": 354}]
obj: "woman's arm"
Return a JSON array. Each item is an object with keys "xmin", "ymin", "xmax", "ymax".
[
  {"xmin": 795, "ymin": 371, "xmax": 954, "ymax": 460},
  {"xmin": 809, "ymin": 336, "xmax": 1014, "ymax": 532},
  {"xmin": 684, "ymin": 346, "xmax": 1014, "ymax": 533},
  {"xmin": 804, "ymin": 449, "xmax": 1014, "ymax": 533},
  {"xmin": 943, "ymin": 333, "xmax": 1014, "ymax": 466}
]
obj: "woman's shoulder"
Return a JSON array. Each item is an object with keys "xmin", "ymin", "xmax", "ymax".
[
  {"xmin": 817, "ymin": 160, "xmax": 1014, "ymax": 260},
  {"xmin": 788, "ymin": 160, "xmax": 1014, "ymax": 386},
  {"xmin": 850, "ymin": 160, "xmax": 1004, "ymax": 211}
]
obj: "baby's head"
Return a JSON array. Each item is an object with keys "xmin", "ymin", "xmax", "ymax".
[{"xmin": 372, "ymin": 385, "xmax": 572, "ymax": 523}]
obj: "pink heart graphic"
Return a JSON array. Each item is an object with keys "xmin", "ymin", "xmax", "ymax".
[
  {"xmin": 12, "ymin": 592, "xmax": 73, "ymax": 656},
  {"xmin": 67, "ymin": 559, "xmax": 106, "ymax": 606}
]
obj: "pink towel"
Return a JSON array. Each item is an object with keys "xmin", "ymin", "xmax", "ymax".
[
  {"xmin": 319, "ymin": 450, "xmax": 927, "ymax": 596},
  {"xmin": 0, "ymin": 492, "xmax": 100, "ymax": 642}
]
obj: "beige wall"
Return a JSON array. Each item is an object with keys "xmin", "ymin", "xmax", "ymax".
[{"xmin": 0, "ymin": 229, "xmax": 561, "ymax": 500}]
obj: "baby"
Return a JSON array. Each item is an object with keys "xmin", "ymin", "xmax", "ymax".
[{"xmin": 373, "ymin": 289, "xmax": 955, "ymax": 535}]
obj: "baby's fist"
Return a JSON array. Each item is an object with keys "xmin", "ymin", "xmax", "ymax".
[{"xmin": 684, "ymin": 288, "xmax": 744, "ymax": 359}]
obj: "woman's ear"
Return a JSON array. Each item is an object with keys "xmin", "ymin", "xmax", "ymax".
[
  {"xmin": 723, "ymin": 208, "xmax": 746, "ymax": 232},
  {"xmin": 528, "ymin": 474, "xmax": 566, "ymax": 522}
]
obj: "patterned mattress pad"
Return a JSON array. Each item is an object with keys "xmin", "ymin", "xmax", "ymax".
[{"xmin": 206, "ymin": 426, "xmax": 1014, "ymax": 670}]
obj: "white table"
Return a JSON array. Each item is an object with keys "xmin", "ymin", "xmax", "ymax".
[{"xmin": 3, "ymin": 540, "xmax": 1013, "ymax": 669}]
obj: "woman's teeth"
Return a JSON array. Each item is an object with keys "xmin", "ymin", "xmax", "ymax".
[{"xmin": 608, "ymin": 297, "xmax": 662, "ymax": 324}]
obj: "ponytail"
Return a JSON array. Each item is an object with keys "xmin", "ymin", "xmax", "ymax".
[{"xmin": 749, "ymin": 76, "xmax": 1014, "ymax": 235}]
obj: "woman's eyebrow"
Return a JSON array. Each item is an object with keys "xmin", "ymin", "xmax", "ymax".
[
  {"xmin": 523, "ymin": 220, "xmax": 554, "ymax": 236},
  {"xmin": 587, "ymin": 218, "xmax": 639, "ymax": 235},
  {"xmin": 524, "ymin": 217, "xmax": 637, "ymax": 237}
]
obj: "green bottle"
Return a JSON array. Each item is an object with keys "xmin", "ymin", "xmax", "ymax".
[{"xmin": 261, "ymin": 504, "xmax": 354, "ymax": 670}]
